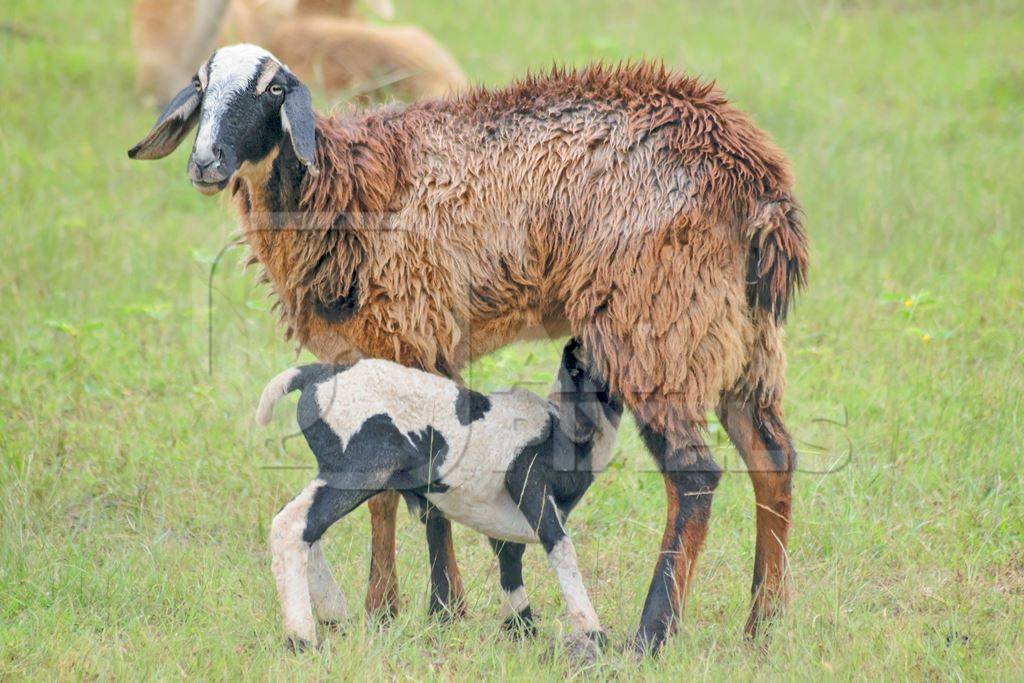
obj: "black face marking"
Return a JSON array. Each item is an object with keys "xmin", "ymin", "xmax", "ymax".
[
  {"xmin": 507, "ymin": 415, "xmax": 596, "ymax": 521},
  {"xmin": 454, "ymin": 386, "xmax": 491, "ymax": 425},
  {"xmin": 499, "ymin": 341, "xmax": 625, "ymax": 523},
  {"xmin": 188, "ymin": 56, "xmax": 305, "ymax": 190}
]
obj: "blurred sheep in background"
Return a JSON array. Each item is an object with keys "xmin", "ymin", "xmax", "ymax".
[{"xmin": 132, "ymin": 0, "xmax": 464, "ymax": 107}]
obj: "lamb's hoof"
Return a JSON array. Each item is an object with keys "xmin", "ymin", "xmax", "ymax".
[
  {"xmin": 500, "ymin": 607, "xmax": 537, "ymax": 640},
  {"xmin": 284, "ymin": 635, "xmax": 315, "ymax": 653},
  {"xmin": 543, "ymin": 631, "xmax": 605, "ymax": 667}
]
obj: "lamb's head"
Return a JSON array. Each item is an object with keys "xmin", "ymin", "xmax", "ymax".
[
  {"xmin": 128, "ymin": 44, "xmax": 317, "ymax": 195},
  {"xmin": 550, "ymin": 339, "xmax": 623, "ymax": 443}
]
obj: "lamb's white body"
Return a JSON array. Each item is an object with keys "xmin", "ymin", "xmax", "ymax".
[
  {"xmin": 258, "ymin": 346, "xmax": 622, "ymax": 652},
  {"xmin": 266, "ymin": 359, "xmax": 618, "ymax": 543}
]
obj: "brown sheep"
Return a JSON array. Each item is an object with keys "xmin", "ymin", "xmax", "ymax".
[
  {"xmin": 263, "ymin": 18, "xmax": 467, "ymax": 101},
  {"xmin": 131, "ymin": 0, "xmax": 230, "ymax": 106},
  {"xmin": 128, "ymin": 45, "xmax": 808, "ymax": 654},
  {"xmin": 131, "ymin": 0, "xmax": 461, "ymax": 106}
]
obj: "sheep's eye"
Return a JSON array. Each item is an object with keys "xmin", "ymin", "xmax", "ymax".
[
  {"xmin": 193, "ymin": 78, "xmax": 202, "ymax": 92},
  {"xmin": 268, "ymin": 84, "xmax": 284, "ymax": 96}
]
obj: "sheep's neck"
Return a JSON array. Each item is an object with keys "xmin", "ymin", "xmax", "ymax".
[{"xmin": 232, "ymin": 140, "xmax": 366, "ymax": 349}]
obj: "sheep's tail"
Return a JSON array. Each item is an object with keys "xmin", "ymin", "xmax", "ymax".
[
  {"xmin": 745, "ymin": 197, "xmax": 809, "ymax": 324},
  {"xmin": 256, "ymin": 364, "xmax": 330, "ymax": 426}
]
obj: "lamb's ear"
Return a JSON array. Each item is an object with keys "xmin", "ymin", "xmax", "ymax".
[
  {"xmin": 281, "ymin": 82, "xmax": 318, "ymax": 175},
  {"xmin": 128, "ymin": 83, "xmax": 201, "ymax": 160}
]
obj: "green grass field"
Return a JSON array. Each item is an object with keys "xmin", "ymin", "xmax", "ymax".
[{"xmin": 2, "ymin": 0, "xmax": 1022, "ymax": 678}]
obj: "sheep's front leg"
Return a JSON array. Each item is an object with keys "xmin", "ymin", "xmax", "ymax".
[{"xmin": 308, "ymin": 541, "xmax": 347, "ymax": 627}]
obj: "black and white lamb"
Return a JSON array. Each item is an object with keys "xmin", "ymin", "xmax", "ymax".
[{"xmin": 257, "ymin": 339, "xmax": 622, "ymax": 654}]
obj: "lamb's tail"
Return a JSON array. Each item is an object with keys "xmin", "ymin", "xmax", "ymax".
[
  {"xmin": 256, "ymin": 364, "xmax": 331, "ymax": 426},
  {"xmin": 746, "ymin": 197, "xmax": 809, "ymax": 324}
]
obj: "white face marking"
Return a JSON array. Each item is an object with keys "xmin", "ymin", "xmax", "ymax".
[{"xmin": 194, "ymin": 44, "xmax": 279, "ymax": 157}]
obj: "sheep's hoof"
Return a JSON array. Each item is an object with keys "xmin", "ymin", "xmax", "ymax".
[
  {"xmin": 427, "ymin": 595, "xmax": 467, "ymax": 623},
  {"xmin": 543, "ymin": 631, "xmax": 605, "ymax": 667},
  {"xmin": 284, "ymin": 635, "xmax": 315, "ymax": 653},
  {"xmin": 500, "ymin": 607, "xmax": 537, "ymax": 640}
]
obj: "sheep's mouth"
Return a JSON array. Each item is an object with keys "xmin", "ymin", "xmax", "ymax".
[{"xmin": 191, "ymin": 178, "xmax": 229, "ymax": 195}]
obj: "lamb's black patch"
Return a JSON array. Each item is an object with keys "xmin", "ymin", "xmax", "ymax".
[
  {"xmin": 297, "ymin": 376, "xmax": 450, "ymax": 494},
  {"xmin": 488, "ymin": 538, "xmax": 536, "ymax": 637},
  {"xmin": 455, "ymin": 386, "xmax": 491, "ymax": 425},
  {"xmin": 286, "ymin": 363, "xmax": 350, "ymax": 396},
  {"xmin": 505, "ymin": 414, "xmax": 596, "ymax": 521}
]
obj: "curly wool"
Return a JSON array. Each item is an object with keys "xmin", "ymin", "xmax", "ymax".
[{"xmin": 233, "ymin": 61, "xmax": 808, "ymax": 452}]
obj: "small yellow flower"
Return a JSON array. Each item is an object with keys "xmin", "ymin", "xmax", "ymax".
[
  {"xmin": 903, "ymin": 299, "xmax": 914, "ymax": 309},
  {"xmin": 922, "ymin": 334, "xmax": 931, "ymax": 343}
]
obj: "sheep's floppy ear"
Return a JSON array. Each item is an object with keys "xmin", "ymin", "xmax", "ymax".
[
  {"xmin": 281, "ymin": 82, "xmax": 318, "ymax": 175},
  {"xmin": 128, "ymin": 83, "xmax": 201, "ymax": 160}
]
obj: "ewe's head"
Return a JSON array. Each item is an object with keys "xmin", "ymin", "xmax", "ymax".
[{"xmin": 128, "ymin": 44, "xmax": 317, "ymax": 195}]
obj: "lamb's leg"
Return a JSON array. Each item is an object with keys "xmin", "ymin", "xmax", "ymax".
[
  {"xmin": 520, "ymin": 493, "xmax": 604, "ymax": 664},
  {"xmin": 425, "ymin": 507, "xmax": 466, "ymax": 619},
  {"xmin": 271, "ymin": 481, "xmax": 322, "ymax": 650},
  {"xmin": 488, "ymin": 538, "xmax": 535, "ymax": 637},
  {"xmin": 717, "ymin": 398, "xmax": 795, "ymax": 638},
  {"xmin": 307, "ymin": 541, "xmax": 347, "ymax": 627},
  {"xmin": 271, "ymin": 480, "xmax": 374, "ymax": 650}
]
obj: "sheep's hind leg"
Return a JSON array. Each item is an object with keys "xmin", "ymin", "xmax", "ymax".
[
  {"xmin": 272, "ymin": 480, "xmax": 375, "ymax": 650},
  {"xmin": 488, "ymin": 538, "xmax": 536, "ymax": 637},
  {"xmin": 365, "ymin": 491, "xmax": 401, "ymax": 619},
  {"xmin": 717, "ymin": 397, "xmax": 795, "ymax": 638},
  {"xmin": 633, "ymin": 426, "xmax": 721, "ymax": 657},
  {"xmin": 307, "ymin": 541, "xmax": 348, "ymax": 628}
]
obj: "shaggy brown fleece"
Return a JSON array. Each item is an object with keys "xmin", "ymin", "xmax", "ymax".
[{"xmin": 235, "ymin": 62, "xmax": 807, "ymax": 453}]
